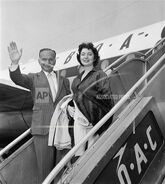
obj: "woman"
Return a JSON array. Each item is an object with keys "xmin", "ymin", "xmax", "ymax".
[
  {"xmin": 67, "ymin": 42, "xmax": 114, "ymax": 155},
  {"xmin": 49, "ymin": 42, "xmax": 114, "ymax": 159}
]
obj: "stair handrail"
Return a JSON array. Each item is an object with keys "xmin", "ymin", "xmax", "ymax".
[
  {"xmin": 42, "ymin": 53, "xmax": 165, "ymax": 184},
  {"xmin": 145, "ymin": 37, "xmax": 165, "ymax": 58},
  {"xmin": 0, "ymin": 128, "xmax": 31, "ymax": 157},
  {"xmin": 111, "ymin": 57, "xmax": 146, "ymax": 75},
  {"xmin": 104, "ymin": 51, "xmax": 145, "ymax": 73}
]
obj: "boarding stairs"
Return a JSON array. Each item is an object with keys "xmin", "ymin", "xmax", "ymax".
[{"xmin": 42, "ymin": 39, "xmax": 165, "ymax": 184}]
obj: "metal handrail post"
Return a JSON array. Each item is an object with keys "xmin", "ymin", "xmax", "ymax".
[{"xmin": 0, "ymin": 128, "xmax": 31, "ymax": 157}]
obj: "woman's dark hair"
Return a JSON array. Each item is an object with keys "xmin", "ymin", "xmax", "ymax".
[{"xmin": 77, "ymin": 42, "xmax": 100, "ymax": 67}]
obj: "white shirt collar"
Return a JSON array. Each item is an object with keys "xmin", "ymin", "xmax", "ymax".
[
  {"xmin": 43, "ymin": 70, "xmax": 55, "ymax": 77},
  {"xmin": 43, "ymin": 70, "xmax": 58, "ymax": 98}
]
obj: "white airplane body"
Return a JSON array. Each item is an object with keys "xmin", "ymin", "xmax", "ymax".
[{"xmin": 0, "ymin": 20, "xmax": 164, "ymax": 89}]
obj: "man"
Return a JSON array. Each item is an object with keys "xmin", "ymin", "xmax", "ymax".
[{"xmin": 8, "ymin": 41, "xmax": 71, "ymax": 183}]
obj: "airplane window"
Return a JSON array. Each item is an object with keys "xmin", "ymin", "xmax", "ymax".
[
  {"xmin": 60, "ymin": 69, "xmax": 67, "ymax": 77},
  {"xmin": 100, "ymin": 59, "xmax": 110, "ymax": 70}
]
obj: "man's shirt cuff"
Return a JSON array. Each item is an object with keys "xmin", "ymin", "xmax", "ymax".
[{"xmin": 8, "ymin": 64, "xmax": 19, "ymax": 71}]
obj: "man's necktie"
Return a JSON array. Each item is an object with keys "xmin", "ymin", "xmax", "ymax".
[{"xmin": 47, "ymin": 73, "xmax": 56, "ymax": 101}]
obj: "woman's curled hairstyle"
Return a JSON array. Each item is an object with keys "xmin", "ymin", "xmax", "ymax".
[{"xmin": 77, "ymin": 42, "xmax": 100, "ymax": 67}]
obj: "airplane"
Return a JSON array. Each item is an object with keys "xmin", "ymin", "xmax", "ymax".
[
  {"xmin": 0, "ymin": 20, "xmax": 164, "ymax": 145},
  {"xmin": 0, "ymin": 20, "xmax": 164, "ymax": 184}
]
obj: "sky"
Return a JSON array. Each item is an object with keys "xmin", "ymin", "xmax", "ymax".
[{"xmin": 0, "ymin": 0, "xmax": 165, "ymax": 70}]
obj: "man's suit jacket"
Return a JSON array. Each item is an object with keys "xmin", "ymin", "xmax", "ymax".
[{"xmin": 10, "ymin": 66, "xmax": 71, "ymax": 135}]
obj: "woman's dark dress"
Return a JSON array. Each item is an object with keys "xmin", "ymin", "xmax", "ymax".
[{"xmin": 71, "ymin": 68, "xmax": 114, "ymax": 135}]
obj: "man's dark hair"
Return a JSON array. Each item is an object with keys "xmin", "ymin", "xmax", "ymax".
[
  {"xmin": 39, "ymin": 48, "xmax": 56, "ymax": 58},
  {"xmin": 77, "ymin": 42, "xmax": 100, "ymax": 67}
]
